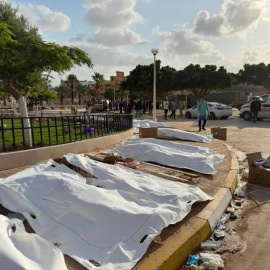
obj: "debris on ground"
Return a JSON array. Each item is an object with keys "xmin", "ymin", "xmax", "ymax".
[
  {"xmin": 214, "ymin": 229, "xmax": 226, "ymax": 239},
  {"xmin": 200, "ymin": 253, "xmax": 224, "ymax": 268},
  {"xmin": 183, "ymin": 148, "xmax": 250, "ymax": 270},
  {"xmin": 186, "ymin": 255, "xmax": 199, "ymax": 266},
  {"xmin": 201, "ymin": 241, "xmax": 221, "ymax": 251}
]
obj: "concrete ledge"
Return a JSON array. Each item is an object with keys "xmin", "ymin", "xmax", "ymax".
[
  {"xmin": 222, "ymin": 169, "xmax": 238, "ymax": 194},
  {"xmin": 134, "ymin": 217, "xmax": 210, "ymax": 270},
  {"xmin": 0, "ymin": 128, "xmax": 134, "ymax": 171},
  {"xmin": 197, "ymin": 188, "xmax": 232, "ymax": 231}
]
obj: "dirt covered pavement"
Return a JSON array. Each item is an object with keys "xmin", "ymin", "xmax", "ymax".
[{"xmin": 163, "ymin": 110, "xmax": 270, "ymax": 269}]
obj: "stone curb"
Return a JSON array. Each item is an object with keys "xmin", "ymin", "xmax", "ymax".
[
  {"xmin": 0, "ymin": 128, "xmax": 134, "ymax": 171},
  {"xmin": 135, "ymin": 145, "xmax": 239, "ymax": 270}
]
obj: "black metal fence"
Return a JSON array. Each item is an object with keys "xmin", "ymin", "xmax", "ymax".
[{"xmin": 0, "ymin": 114, "xmax": 133, "ymax": 152}]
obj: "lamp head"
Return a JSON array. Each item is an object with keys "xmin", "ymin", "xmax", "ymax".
[{"xmin": 151, "ymin": 48, "xmax": 158, "ymax": 55}]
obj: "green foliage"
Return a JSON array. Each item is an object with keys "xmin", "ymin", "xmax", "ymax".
[
  {"xmin": 174, "ymin": 64, "xmax": 231, "ymax": 98},
  {"xmin": 28, "ymin": 90, "xmax": 57, "ymax": 105},
  {"xmin": 92, "ymin": 72, "xmax": 104, "ymax": 97},
  {"xmin": 237, "ymin": 63, "xmax": 270, "ymax": 88},
  {"xmin": 55, "ymin": 85, "xmax": 67, "ymax": 105},
  {"xmin": 66, "ymin": 74, "xmax": 78, "ymax": 104},
  {"xmin": 104, "ymin": 87, "xmax": 115, "ymax": 100},
  {"xmin": 0, "ymin": 1, "xmax": 93, "ymax": 102}
]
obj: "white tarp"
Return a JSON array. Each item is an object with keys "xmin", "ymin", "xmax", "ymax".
[
  {"xmin": 133, "ymin": 119, "xmax": 172, "ymax": 132},
  {"xmin": 133, "ymin": 120, "xmax": 212, "ymax": 143},
  {"xmin": 0, "ymin": 215, "xmax": 67, "ymax": 270},
  {"xmin": 103, "ymin": 138, "xmax": 224, "ymax": 174},
  {"xmin": 0, "ymin": 155, "xmax": 212, "ymax": 270},
  {"xmin": 158, "ymin": 128, "xmax": 213, "ymax": 143}
]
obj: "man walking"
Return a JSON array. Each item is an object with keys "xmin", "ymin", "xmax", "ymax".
[
  {"xmin": 170, "ymin": 100, "xmax": 177, "ymax": 120},
  {"xmin": 163, "ymin": 99, "xmax": 169, "ymax": 120},
  {"xmin": 250, "ymin": 96, "xmax": 261, "ymax": 123},
  {"xmin": 197, "ymin": 97, "xmax": 209, "ymax": 131}
]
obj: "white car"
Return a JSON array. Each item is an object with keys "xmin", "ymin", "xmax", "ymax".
[
  {"xmin": 185, "ymin": 102, "xmax": 232, "ymax": 119},
  {"xmin": 240, "ymin": 93, "xmax": 270, "ymax": 121}
]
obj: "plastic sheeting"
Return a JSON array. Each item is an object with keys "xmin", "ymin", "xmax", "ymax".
[
  {"xmin": 158, "ymin": 128, "xmax": 213, "ymax": 143},
  {"xmin": 0, "ymin": 215, "xmax": 67, "ymax": 270},
  {"xmin": 133, "ymin": 119, "xmax": 172, "ymax": 132},
  {"xmin": 103, "ymin": 138, "xmax": 224, "ymax": 174},
  {"xmin": 0, "ymin": 155, "xmax": 212, "ymax": 270}
]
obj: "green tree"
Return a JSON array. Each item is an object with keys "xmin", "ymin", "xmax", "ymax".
[
  {"xmin": 92, "ymin": 72, "xmax": 104, "ymax": 98},
  {"xmin": 122, "ymin": 61, "xmax": 162, "ymax": 100},
  {"xmin": 104, "ymin": 87, "xmax": 115, "ymax": 100},
  {"xmin": 158, "ymin": 66, "xmax": 177, "ymax": 98},
  {"xmin": 0, "ymin": 1, "xmax": 93, "ymax": 146},
  {"xmin": 28, "ymin": 90, "xmax": 57, "ymax": 115},
  {"xmin": 75, "ymin": 83, "xmax": 88, "ymax": 105},
  {"xmin": 175, "ymin": 64, "xmax": 231, "ymax": 99},
  {"xmin": 66, "ymin": 74, "xmax": 78, "ymax": 105},
  {"xmin": 238, "ymin": 63, "xmax": 269, "ymax": 88},
  {"xmin": 55, "ymin": 85, "xmax": 67, "ymax": 105}
]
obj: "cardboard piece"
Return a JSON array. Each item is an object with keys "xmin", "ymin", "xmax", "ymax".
[
  {"xmin": 211, "ymin": 127, "xmax": 227, "ymax": 141},
  {"xmin": 246, "ymin": 152, "xmax": 270, "ymax": 187},
  {"xmin": 139, "ymin": 127, "xmax": 158, "ymax": 138}
]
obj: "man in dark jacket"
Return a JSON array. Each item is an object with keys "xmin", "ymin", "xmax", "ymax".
[{"xmin": 250, "ymin": 96, "xmax": 261, "ymax": 123}]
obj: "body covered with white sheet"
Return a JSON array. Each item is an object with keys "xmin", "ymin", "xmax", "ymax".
[
  {"xmin": 0, "ymin": 155, "xmax": 211, "ymax": 270},
  {"xmin": 104, "ymin": 138, "xmax": 224, "ymax": 174},
  {"xmin": 0, "ymin": 215, "xmax": 67, "ymax": 270},
  {"xmin": 158, "ymin": 128, "xmax": 213, "ymax": 143}
]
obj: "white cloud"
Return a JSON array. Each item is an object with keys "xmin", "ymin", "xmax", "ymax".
[
  {"xmin": 69, "ymin": 41, "xmax": 152, "ymax": 67},
  {"xmin": 194, "ymin": 10, "xmax": 227, "ymax": 37},
  {"xmin": 194, "ymin": 0, "xmax": 268, "ymax": 37},
  {"xmin": 242, "ymin": 50, "xmax": 260, "ymax": 63},
  {"xmin": 18, "ymin": 4, "xmax": 71, "ymax": 32},
  {"xmin": 223, "ymin": 48, "xmax": 270, "ymax": 72},
  {"xmin": 192, "ymin": 50, "xmax": 225, "ymax": 64},
  {"xmin": 152, "ymin": 25, "xmax": 160, "ymax": 35},
  {"xmin": 83, "ymin": 0, "xmax": 142, "ymax": 28},
  {"xmin": 70, "ymin": 31, "xmax": 85, "ymax": 42},
  {"xmin": 159, "ymin": 28, "xmax": 215, "ymax": 55},
  {"xmin": 88, "ymin": 28, "xmax": 150, "ymax": 46}
]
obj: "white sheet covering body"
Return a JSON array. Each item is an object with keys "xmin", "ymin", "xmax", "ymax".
[
  {"xmin": 0, "ymin": 215, "xmax": 67, "ymax": 270},
  {"xmin": 103, "ymin": 138, "xmax": 224, "ymax": 174},
  {"xmin": 0, "ymin": 155, "xmax": 212, "ymax": 270},
  {"xmin": 133, "ymin": 119, "xmax": 172, "ymax": 132},
  {"xmin": 158, "ymin": 128, "xmax": 213, "ymax": 143}
]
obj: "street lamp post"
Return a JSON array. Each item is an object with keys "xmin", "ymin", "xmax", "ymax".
[{"xmin": 151, "ymin": 48, "xmax": 158, "ymax": 122}]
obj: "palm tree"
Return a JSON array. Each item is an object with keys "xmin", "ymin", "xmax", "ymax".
[
  {"xmin": 75, "ymin": 83, "xmax": 88, "ymax": 105},
  {"xmin": 92, "ymin": 72, "xmax": 104, "ymax": 98},
  {"xmin": 55, "ymin": 85, "xmax": 67, "ymax": 105},
  {"xmin": 66, "ymin": 74, "xmax": 78, "ymax": 105}
]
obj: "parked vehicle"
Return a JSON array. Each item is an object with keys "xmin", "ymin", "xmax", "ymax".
[
  {"xmin": 185, "ymin": 102, "xmax": 232, "ymax": 119},
  {"xmin": 240, "ymin": 93, "xmax": 270, "ymax": 121},
  {"xmin": 91, "ymin": 101, "xmax": 104, "ymax": 112}
]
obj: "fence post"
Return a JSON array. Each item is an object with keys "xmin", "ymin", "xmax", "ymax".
[{"xmin": 106, "ymin": 115, "xmax": 109, "ymax": 134}]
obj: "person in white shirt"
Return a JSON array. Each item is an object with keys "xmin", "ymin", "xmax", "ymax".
[{"xmin": 163, "ymin": 100, "xmax": 169, "ymax": 119}]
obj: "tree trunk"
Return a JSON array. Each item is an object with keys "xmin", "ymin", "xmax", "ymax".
[
  {"xmin": 61, "ymin": 94, "xmax": 63, "ymax": 105},
  {"xmin": 18, "ymin": 96, "xmax": 33, "ymax": 148},
  {"xmin": 79, "ymin": 92, "xmax": 81, "ymax": 105}
]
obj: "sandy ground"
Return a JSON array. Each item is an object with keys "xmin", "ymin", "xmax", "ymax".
[{"xmin": 152, "ymin": 109, "xmax": 270, "ymax": 270}]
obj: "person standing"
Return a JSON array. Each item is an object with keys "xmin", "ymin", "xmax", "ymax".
[
  {"xmin": 149, "ymin": 101, "xmax": 153, "ymax": 115},
  {"xmin": 135, "ymin": 100, "xmax": 142, "ymax": 118},
  {"xmin": 163, "ymin": 99, "xmax": 169, "ymax": 120},
  {"xmin": 170, "ymin": 100, "xmax": 177, "ymax": 120},
  {"xmin": 250, "ymin": 96, "xmax": 261, "ymax": 123},
  {"xmin": 197, "ymin": 97, "xmax": 209, "ymax": 131}
]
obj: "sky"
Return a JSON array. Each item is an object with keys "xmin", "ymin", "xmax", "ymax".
[{"xmin": 3, "ymin": 0, "xmax": 270, "ymax": 86}]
